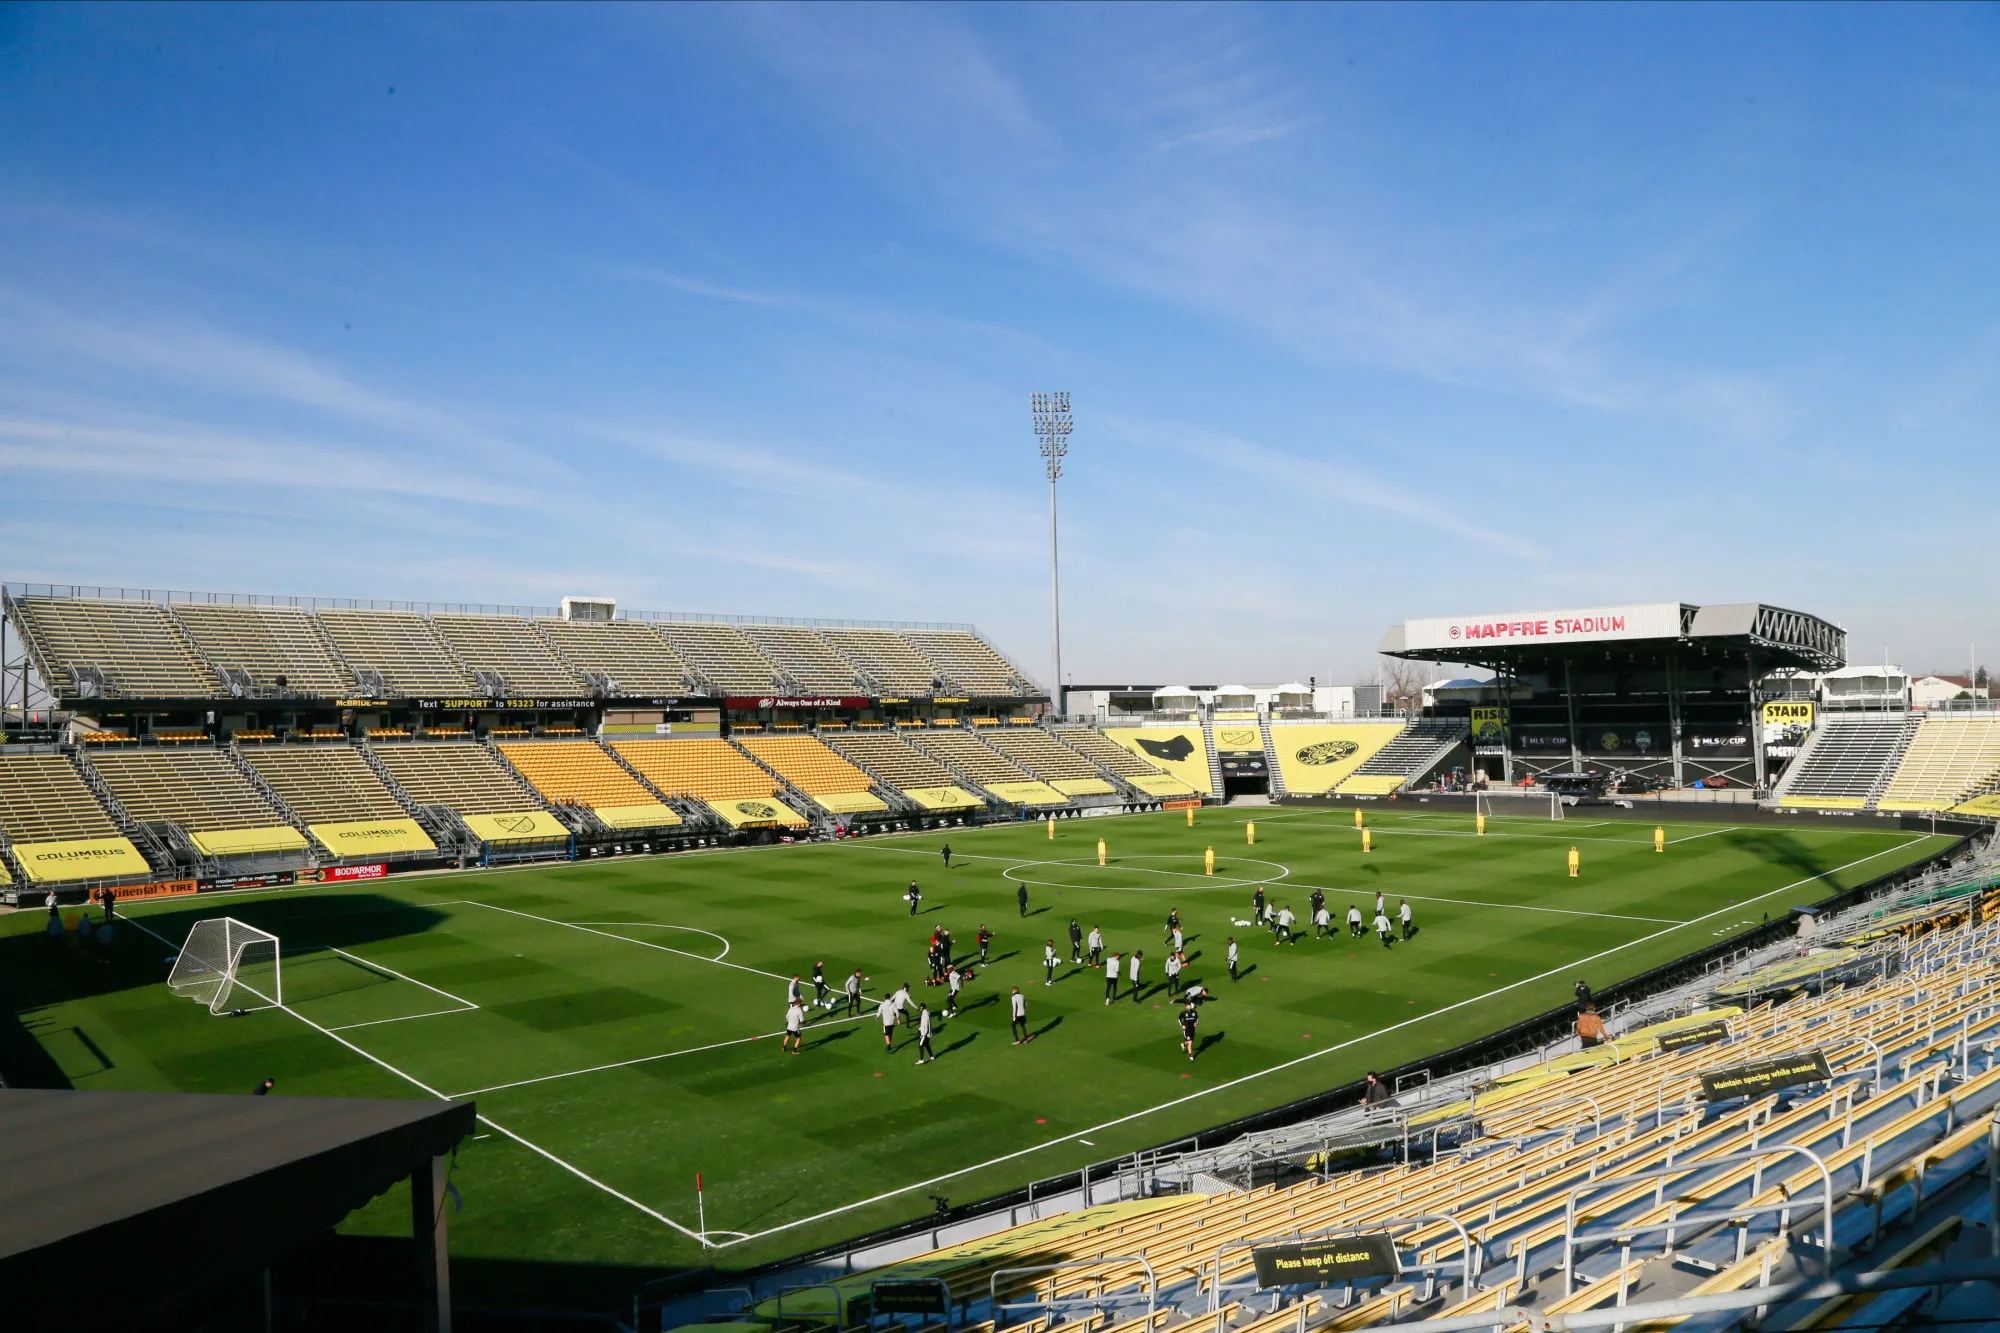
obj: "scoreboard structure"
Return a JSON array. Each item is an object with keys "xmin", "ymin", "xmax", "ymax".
[{"xmin": 1379, "ymin": 602, "xmax": 1846, "ymax": 792}]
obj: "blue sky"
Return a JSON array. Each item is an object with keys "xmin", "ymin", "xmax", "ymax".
[{"xmin": 2, "ymin": 3, "xmax": 1995, "ymax": 688}]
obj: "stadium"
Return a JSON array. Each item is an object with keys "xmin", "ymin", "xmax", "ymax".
[
  {"xmin": 6, "ymin": 8, "xmax": 1999, "ymax": 1333},
  {"xmin": 5, "ymin": 582, "xmax": 1999, "ymax": 1331}
]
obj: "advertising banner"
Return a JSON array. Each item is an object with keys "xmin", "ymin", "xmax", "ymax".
[
  {"xmin": 1656, "ymin": 1019, "xmax": 1731, "ymax": 1054},
  {"xmin": 1403, "ymin": 602, "xmax": 1683, "ymax": 652},
  {"xmin": 1762, "ymin": 701, "xmax": 1815, "ymax": 753},
  {"xmin": 1106, "ymin": 727, "xmax": 1213, "ymax": 794},
  {"xmin": 13, "ymin": 837, "xmax": 151, "ymax": 883},
  {"xmin": 591, "ymin": 802, "xmax": 684, "ymax": 829},
  {"xmin": 308, "ymin": 819, "xmax": 437, "ymax": 857},
  {"xmin": 1053, "ymin": 778, "xmax": 1115, "ymax": 797},
  {"xmin": 724, "ymin": 696, "xmax": 872, "ymax": 710},
  {"xmin": 1128, "ymin": 774, "xmax": 1198, "ymax": 797},
  {"xmin": 201, "ymin": 871, "xmax": 298, "ymax": 892},
  {"xmin": 815, "ymin": 791, "xmax": 888, "ymax": 814},
  {"xmin": 90, "ymin": 880, "xmax": 196, "ymax": 904},
  {"xmin": 1701, "ymin": 1051, "xmax": 1831, "ymax": 1102},
  {"xmin": 706, "ymin": 797, "xmax": 809, "ymax": 828},
  {"xmin": 868, "ymin": 1281, "xmax": 948, "ymax": 1316},
  {"xmin": 1252, "ymin": 1235, "xmax": 1400, "ymax": 1288},
  {"xmin": 1470, "ymin": 707, "xmax": 1504, "ymax": 744},
  {"xmin": 319, "ymin": 862, "xmax": 387, "ymax": 883},
  {"xmin": 1214, "ymin": 726, "xmax": 1268, "ymax": 781},
  {"xmin": 983, "ymin": 780, "xmax": 1069, "ymax": 807},
  {"xmin": 189, "ymin": 826, "xmax": 310, "ymax": 857},
  {"xmin": 903, "ymin": 785, "xmax": 983, "ymax": 810},
  {"xmin": 463, "ymin": 811, "xmax": 571, "ymax": 842}
]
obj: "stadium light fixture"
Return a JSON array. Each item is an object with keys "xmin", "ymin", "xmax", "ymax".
[{"xmin": 1032, "ymin": 392, "xmax": 1072, "ymax": 715}]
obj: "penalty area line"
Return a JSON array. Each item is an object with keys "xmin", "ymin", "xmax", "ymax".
[
  {"xmin": 455, "ymin": 1012, "xmax": 877, "ymax": 1097},
  {"xmin": 118, "ymin": 913, "xmax": 706, "ymax": 1243},
  {"xmin": 458, "ymin": 900, "xmax": 789, "ymax": 982},
  {"xmin": 705, "ymin": 835, "xmax": 1932, "ymax": 1250}
]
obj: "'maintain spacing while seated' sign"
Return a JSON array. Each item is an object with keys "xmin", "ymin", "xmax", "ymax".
[{"xmin": 1700, "ymin": 1051, "xmax": 1831, "ymax": 1102}]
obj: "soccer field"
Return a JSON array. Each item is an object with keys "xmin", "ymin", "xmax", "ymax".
[{"xmin": 1, "ymin": 805, "xmax": 1950, "ymax": 1279}]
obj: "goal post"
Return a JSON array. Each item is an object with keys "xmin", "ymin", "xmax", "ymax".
[
  {"xmin": 1550, "ymin": 790, "xmax": 1566, "ymax": 822},
  {"xmin": 168, "ymin": 918, "xmax": 282, "ymax": 1015}
]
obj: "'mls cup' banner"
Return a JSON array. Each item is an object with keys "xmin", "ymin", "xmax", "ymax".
[{"xmin": 1403, "ymin": 603, "xmax": 1684, "ymax": 652}]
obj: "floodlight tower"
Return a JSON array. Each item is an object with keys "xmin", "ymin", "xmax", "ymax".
[{"xmin": 1032, "ymin": 392, "xmax": 1072, "ymax": 716}]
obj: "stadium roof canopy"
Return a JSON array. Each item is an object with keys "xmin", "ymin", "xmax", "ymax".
[
  {"xmin": 0, "ymin": 1088, "xmax": 474, "ymax": 1326},
  {"xmin": 1379, "ymin": 601, "xmax": 1845, "ymax": 674}
]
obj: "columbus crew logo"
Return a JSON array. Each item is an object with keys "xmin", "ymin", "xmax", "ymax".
[
  {"xmin": 1217, "ymin": 728, "xmax": 1259, "ymax": 748},
  {"xmin": 1296, "ymin": 739, "xmax": 1360, "ymax": 766},
  {"xmin": 495, "ymin": 814, "xmax": 537, "ymax": 834},
  {"xmin": 736, "ymin": 801, "xmax": 778, "ymax": 819}
]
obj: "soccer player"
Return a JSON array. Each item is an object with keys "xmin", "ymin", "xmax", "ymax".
[
  {"xmin": 978, "ymin": 924, "xmax": 993, "ymax": 964},
  {"xmin": 941, "ymin": 842, "xmax": 952, "ymax": 869},
  {"xmin": 1088, "ymin": 925, "xmax": 1104, "ymax": 965},
  {"xmin": 916, "ymin": 1003, "xmax": 936, "ymax": 1064},
  {"xmin": 1043, "ymin": 939, "xmax": 1059, "ymax": 985},
  {"xmin": 926, "ymin": 934, "xmax": 943, "ymax": 985},
  {"xmin": 1104, "ymin": 951, "xmax": 1121, "ymax": 1005},
  {"xmin": 1252, "ymin": 886, "xmax": 1267, "ymax": 924},
  {"xmin": 1309, "ymin": 888, "xmax": 1325, "ymax": 921},
  {"xmin": 1017, "ymin": 883, "xmax": 1030, "ymax": 918},
  {"xmin": 811, "ymin": 961, "xmax": 829, "ymax": 1007},
  {"xmin": 891, "ymin": 981, "xmax": 915, "ymax": 1025},
  {"xmin": 1347, "ymin": 904, "xmax": 1364, "ymax": 938},
  {"xmin": 907, "ymin": 880, "xmax": 922, "ymax": 916},
  {"xmin": 1227, "ymin": 937, "xmax": 1239, "ymax": 981},
  {"xmin": 783, "ymin": 999, "xmax": 805, "ymax": 1054},
  {"xmin": 1171, "ymin": 925, "xmax": 1185, "ymax": 953},
  {"xmin": 788, "ymin": 975, "xmax": 804, "ymax": 1008},
  {"xmin": 1374, "ymin": 908, "xmax": 1394, "ymax": 948},
  {"xmin": 1374, "ymin": 890, "xmax": 1386, "ymax": 921},
  {"xmin": 1163, "ymin": 908, "xmax": 1181, "ymax": 945},
  {"xmin": 1399, "ymin": 900, "xmax": 1413, "ymax": 940},
  {"xmin": 1183, "ymin": 981, "xmax": 1213, "ymax": 1005},
  {"xmin": 946, "ymin": 966, "xmax": 966, "ymax": 1016},
  {"xmin": 878, "ymin": 995, "xmax": 900, "ymax": 1051},
  {"xmin": 938, "ymin": 926, "xmax": 954, "ymax": 969},
  {"xmin": 844, "ymin": 969, "xmax": 865, "ymax": 1015},
  {"xmin": 1128, "ymin": 949, "xmax": 1144, "ymax": 1002},
  {"xmin": 1276, "ymin": 905, "xmax": 1296, "ymax": 944},
  {"xmin": 1179, "ymin": 1002, "xmax": 1199, "ymax": 1061},
  {"xmin": 1164, "ymin": 950, "xmax": 1182, "ymax": 997},
  {"xmin": 1010, "ymin": 987, "xmax": 1030, "ymax": 1043},
  {"xmin": 1068, "ymin": 917, "xmax": 1084, "ymax": 963},
  {"xmin": 1314, "ymin": 904, "xmax": 1332, "ymax": 939}
]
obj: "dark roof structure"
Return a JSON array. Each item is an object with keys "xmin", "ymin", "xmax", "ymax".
[
  {"xmin": 0, "ymin": 1088, "xmax": 474, "ymax": 1327},
  {"xmin": 1379, "ymin": 600, "xmax": 1846, "ymax": 674}
]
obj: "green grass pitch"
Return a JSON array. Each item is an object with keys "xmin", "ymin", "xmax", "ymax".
[{"xmin": 1, "ymin": 806, "xmax": 1949, "ymax": 1277}]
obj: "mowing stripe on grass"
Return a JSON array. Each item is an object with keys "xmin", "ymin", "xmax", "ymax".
[
  {"xmin": 328, "ymin": 945, "xmax": 481, "ymax": 1009},
  {"xmin": 453, "ymin": 900, "xmax": 789, "ymax": 982},
  {"xmin": 1285, "ymin": 883, "xmax": 1682, "ymax": 924},
  {"xmin": 454, "ymin": 1012, "xmax": 877, "ymax": 1097},
  {"xmin": 701, "ymin": 834, "xmax": 1932, "ymax": 1249}
]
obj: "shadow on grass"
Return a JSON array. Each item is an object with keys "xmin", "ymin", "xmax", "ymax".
[{"xmin": 0, "ymin": 893, "xmax": 454, "ymax": 1090}]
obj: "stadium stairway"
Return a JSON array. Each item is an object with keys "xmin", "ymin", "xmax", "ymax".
[
  {"xmin": 1258, "ymin": 721, "xmax": 1288, "ymax": 798},
  {"xmin": 355, "ymin": 741, "xmax": 479, "ymax": 857},
  {"xmin": 1339, "ymin": 720, "xmax": 1468, "ymax": 796},
  {"xmin": 722, "ymin": 735, "xmax": 838, "ymax": 825},
  {"xmin": 66, "ymin": 748, "xmax": 190, "ymax": 876},
  {"xmin": 1772, "ymin": 714, "xmax": 1920, "ymax": 811},
  {"xmin": 217, "ymin": 745, "xmax": 316, "ymax": 844},
  {"xmin": 1200, "ymin": 718, "xmax": 1228, "ymax": 798}
]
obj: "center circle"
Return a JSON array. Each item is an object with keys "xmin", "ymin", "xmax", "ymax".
[{"xmin": 1001, "ymin": 854, "xmax": 1292, "ymax": 892}]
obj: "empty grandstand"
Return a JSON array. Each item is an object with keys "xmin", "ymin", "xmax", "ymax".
[
  {"xmin": 372, "ymin": 742, "xmax": 547, "ymax": 816},
  {"xmin": 905, "ymin": 629, "xmax": 1030, "ymax": 696},
  {"xmin": 497, "ymin": 740, "xmax": 682, "ymax": 828},
  {"xmin": 429, "ymin": 615, "xmax": 587, "ymax": 696},
  {"xmin": 983, "ymin": 727, "xmax": 1119, "ymax": 795},
  {"xmin": 737, "ymin": 623, "xmax": 869, "ymax": 696},
  {"xmin": 313, "ymin": 609, "xmax": 476, "ymax": 697},
  {"xmin": 910, "ymin": 729, "xmax": 1067, "ymax": 806},
  {"xmin": 86, "ymin": 750, "xmax": 304, "ymax": 855},
  {"xmin": 1876, "ymin": 713, "xmax": 2000, "ymax": 811},
  {"xmin": 1775, "ymin": 713, "xmax": 1918, "ymax": 809},
  {"xmin": 0, "ymin": 753, "xmax": 123, "ymax": 844},
  {"xmin": 611, "ymin": 738, "xmax": 806, "ymax": 827},
  {"xmin": 651, "ymin": 622, "xmax": 783, "ymax": 696},
  {"xmin": 819, "ymin": 627, "xmax": 944, "ymax": 696},
  {"xmin": 1334, "ymin": 717, "xmax": 1465, "ymax": 795},
  {"xmin": 171, "ymin": 602, "xmax": 350, "ymax": 698},
  {"xmin": 535, "ymin": 617, "xmax": 692, "ymax": 695},
  {"xmin": 6, "ymin": 594, "xmax": 216, "ymax": 699},
  {"xmin": 1052, "ymin": 726, "xmax": 1192, "ymax": 794},
  {"xmin": 825, "ymin": 731, "xmax": 984, "ymax": 809},
  {"xmin": 738, "ymin": 735, "xmax": 889, "ymax": 814},
  {"xmin": 240, "ymin": 746, "xmax": 410, "ymax": 823}
]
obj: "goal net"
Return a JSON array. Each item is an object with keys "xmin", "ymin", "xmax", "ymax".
[
  {"xmin": 168, "ymin": 918, "xmax": 282, "ymax": 1015},
  {"xmin": 1550, "ymin": 790, "xmax": 1567, "ymax": 822}
]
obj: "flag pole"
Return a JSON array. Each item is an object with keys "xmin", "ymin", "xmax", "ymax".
[{"xmin": 696, "ymin": 1172, "xmax": 708, "ymax": 1248}]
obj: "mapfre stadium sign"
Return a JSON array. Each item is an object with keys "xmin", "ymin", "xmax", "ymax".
[{"xmin": 1402, "ymin": 602, "xmax": 1682, "ymax": 652}]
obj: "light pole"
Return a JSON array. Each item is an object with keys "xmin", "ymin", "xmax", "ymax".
[{"xmin": 1031, "ymin": 392, "xmax": 1071, "ymax": 717}]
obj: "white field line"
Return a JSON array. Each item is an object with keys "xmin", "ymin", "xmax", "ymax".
[
  {"xmin": 1282, "ymin": 883, "xmax": 1681, "ymax": 925},
  {"xmin": 327, "ymin": 1007, "xmax": 482, "ymax": 1032},
  {"xmin": 1666, "ymin": 826, "xmax": 1747, "ymax": 845},
  {"xmin": 329, "ymin": 946, "xmax": 480, "ymax": 1009},
  {"xmin": 117, "ymin": 911, "xmax": 708, "ymax": 1243},
  {"xmin": 456, "ymin": 900, "xmax": 789, "ymax": 982},
  {"xmin": 567, "ymin": 922, "xmax": 731, "ymax": 962},
  {"xmin": 702, "ymin": 835, "xmax": 1932, "ymax": 1250},
  {"xmin": 455, "ymin": 1013, "xmax": 876, "ymax": 1098}
]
